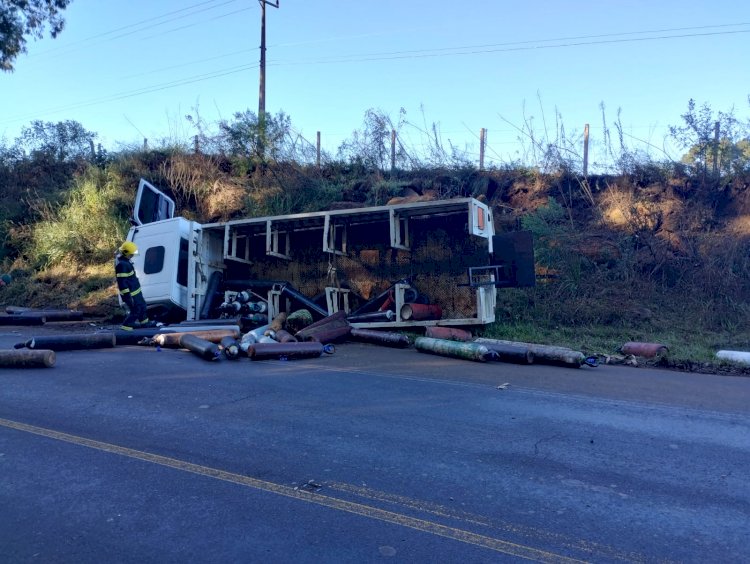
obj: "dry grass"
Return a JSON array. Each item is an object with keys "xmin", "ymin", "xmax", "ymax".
[{"xmin": 0, "ymin": 262, "xmax": 117, "ymax": 317}]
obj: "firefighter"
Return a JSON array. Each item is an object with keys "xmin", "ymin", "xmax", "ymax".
[{"xmin": 115, "ymin": 241, "xmax": 149, "ymax": 330}]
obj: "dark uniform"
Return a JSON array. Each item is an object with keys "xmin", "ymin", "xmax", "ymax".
[{"xmin": 115, "ymin": 254, "xmax": 149, "ymax": 330}]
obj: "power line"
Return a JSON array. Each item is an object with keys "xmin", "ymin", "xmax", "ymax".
[
  {"xmin": 0, "ymin": 63, "xmax": 260, "ymax": 126},
  {"xmin": 133, "ymin": 7, "xmax": 253, "ymax": 44},
  {"xmin": 121, "ymin": 46, "xmax": 255, "ymax": 81},
  {"xmin": 4, "ymin": 22, "xmax": 748, "ymax": 127},
  {"xmin": 280, "ymin": 21, "xmax": 750, "ymax": 59},
  {"xmin": 266, "ymin": 27, "xmax": 750, "ymax": 66},
  {"xmin": 104, "ymin": 0, "xmax": 245, "ymax": 43},
  {"xmin": 27, "ymin": 0, "xmax": 243, "ymax": 60}
]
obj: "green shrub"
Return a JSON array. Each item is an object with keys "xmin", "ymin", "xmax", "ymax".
[{"xmin": 27, "ymin": 167, "xmax": 130, "ymax": 268}]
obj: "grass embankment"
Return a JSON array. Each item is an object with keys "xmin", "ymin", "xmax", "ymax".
[{"xmin": 2, "ymin": 156, "xmax": 749, "ymax": 375}]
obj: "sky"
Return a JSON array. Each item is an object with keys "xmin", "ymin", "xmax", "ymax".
[{"xmin": 2, "ymin": 0, "xmax": 749, "ymax": 169}]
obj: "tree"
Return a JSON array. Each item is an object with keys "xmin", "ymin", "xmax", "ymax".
[
  {"xmin": 0, "ymin": 0, "xmax": 72, "ymax": 72},
  {"xmin": 337, "ymin": 108, "xmax": 407, "ymax": 170},
  {"xmin": 216, "ymin": 110, "xmax": 313, "ymax": 163},
  {"xmin": 669, "ymin": 99, "xmax": 746, "ymax": 183},
  {"xmin": 16, "ymin": 120, "xmax": 96, "ymax": 162}
]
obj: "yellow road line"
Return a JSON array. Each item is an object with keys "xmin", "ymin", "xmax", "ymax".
[{"xmin": 0, "ymin": 417, "xmax": 585, "ymax": 563}]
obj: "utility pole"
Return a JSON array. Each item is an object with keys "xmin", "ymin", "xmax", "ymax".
[
  {"xmin": 258, "ymin": 1, "xmax": 279, "ymax": 158},
  {"xmin": 258, "ymin": 0, "xmax": 279, "ymax": 121}
]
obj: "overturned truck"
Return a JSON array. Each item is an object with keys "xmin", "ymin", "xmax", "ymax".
[{"xmin": 126, "ymin": 179, "xmax": 534, "ymax": 329}]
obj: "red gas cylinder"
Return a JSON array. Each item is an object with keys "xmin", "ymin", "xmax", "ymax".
[
  {"xmin": 620, "ymin": 342, "xmax": 668, "ymax": 358},
  {"xmin": 400, "ymin": 303, "xmax": 442, "ymax": 321},
  {"xmin": 425, "ymin": 326, "xmax": 472, "ymax": 341}
]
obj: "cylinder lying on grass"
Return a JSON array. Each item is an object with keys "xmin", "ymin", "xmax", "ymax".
[
  {"xmin": 179, "ymin": 334, "xmax": 222, "ymax": 361},
  {"xmin": 620, "ymin": 342, "xmax": 668, "ymax": 358},
  {"xmin": 350, "ymin": 328, "xmax": 410, "ymax": 348},
  {"xmin": 414, "ymin": 337, "xmax": 493, "ymax": 362},
  {"xmin": 716, "ymin": 350, "xmax": 750, "ymax": 365},
  {"xmin": 246, "ymin": 342, "xmax": 335, "ymax": 361},
  {"xmin": 18, "ymin": 332, "xmax": 116, "ymax": 351},
  {"xmin": 0, "ymin": 349, "xmax": 56, "ymax": 368},
  {"xmin": 474, "ymin": 338, "xmax": 586, "ymax": 368}
]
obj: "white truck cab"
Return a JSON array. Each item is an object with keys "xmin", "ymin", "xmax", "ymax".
[{"xmin": 126, "ymin": 180, "xmax": 205, "ymax": 319}]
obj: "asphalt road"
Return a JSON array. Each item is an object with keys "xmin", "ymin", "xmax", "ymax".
[{"xmin": 1, "ymin": 324, "xmax": 749, "ymax": 563}]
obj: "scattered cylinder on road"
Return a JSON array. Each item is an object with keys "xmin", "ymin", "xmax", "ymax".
[
  {"xmin": 113, "ymin": 328, "xmax": 163, "ymax": 345},
  {"xmin": 171, "ymin": 318, "xmax": 241, "ymax": 327},
  {"xmin": 18, "ymin": 310, "xmax": 84, "ymax": 322},
  {"xmin": 153, "ymin": 329, "xmax": 240, "ymax": 348},
  {"xmin": 475, "ymin": 338, "xmax": 586, "ymax": 368},
  {"xmin": 286, "ymin": 309, "xmax": 313, "ymax": 332},
  {"xmin": 302, "ymin": 325, "xmax": 352, "ymax": 344},
  {"xmin": 274, "ymin": 329, "xmax": 298, "ymax": 343},
  {"xmin": 478, "ymin": 342, "xmax": 534, "ymax": 364},
  {"xmin": 0, "ymin": 315, "xmax": 46, "ymax": 326},
  {"xmin": 0, "ymin": 349, "xmax": 56, "ymax": 368},
  {"xmin": 5, "ymin": 306, "xmax": 32, "ymax": 314},
  {"xmin": 246, "ymin": 342, "xmax": 334, "ymax": 361},
  {"xmin": 266, "ymin": 312, "xmax": 288, "ymax": 335},
  {"xmin": 179, "ymin": 334, "xmax": 222, "ymax": 361},
  {"xmin": 415, "ymin": 337, "xmax": 492, "ymax": 362},
  {"xmin": 350, "ymin": 328, "xmax": 410, "ymax": 348},
  {"xmin": 20, "ymin": 332, "xmax": 116, "ymax": 351},
  {"xmin": 219, "ymin": 336, "xmax": 241, "ymax": 360}
]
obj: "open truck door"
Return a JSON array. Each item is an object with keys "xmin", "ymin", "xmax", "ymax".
[{"xmin": 132, "ymin": 178, "xmax": 175, "ymax": 225}]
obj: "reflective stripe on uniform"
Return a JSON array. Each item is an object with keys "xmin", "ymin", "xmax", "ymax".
[
  {"xmin": 119, "ymin": 289, "xmax": 130, "ymax": 295},
  {"xmin": 131, "ymin": 288, "xmax": 142, "ymax": 297},
  {"xmin": 117, "ymin": 272, "xmax": 134, "ymax": 278}
]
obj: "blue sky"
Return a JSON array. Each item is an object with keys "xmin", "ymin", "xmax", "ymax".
[{"xmin": 2, "ymin": 0, "xmax": 749, "ymax": 168}]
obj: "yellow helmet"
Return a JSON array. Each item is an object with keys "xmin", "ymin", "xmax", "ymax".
[{"xmin": 119, "ymin": 241, "xmax": 138, "ymax": 257}]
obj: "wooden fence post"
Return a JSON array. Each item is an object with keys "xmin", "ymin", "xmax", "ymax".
[
  {"xmin": 391, "ymin": 129, "xmax": 396, "ymax": 172},
  {"xmin": 479, "ymin": 128, "xmax": 486, "ymax": 170},
  {"xmin": 583, "ymin": 123, "xmax": 590, "ymax": 177},
  {"xmin": 713, "ymin": 121, "xmax": 720, "ymax": 178},
  {"xmin": 317, "ymin": 131, "xmax": 321, "ymax": 169}
]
